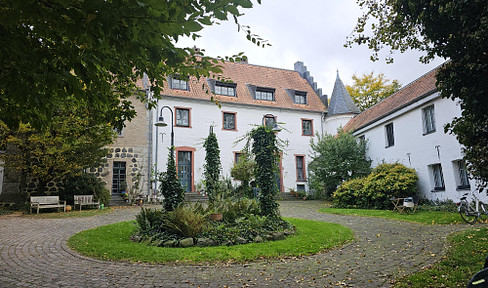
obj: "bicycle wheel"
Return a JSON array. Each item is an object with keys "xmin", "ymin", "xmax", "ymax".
[
  {"xmin": 480, "ymin": 202, "xmax": 488, "ymax": 218},
  {"xmin": 460, "ymin": 202, "xmax": 478, "ymax": 224}
]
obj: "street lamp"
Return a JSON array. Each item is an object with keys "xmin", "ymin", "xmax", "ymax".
[
  {"xmin": 155, "ymin": 106, "xmax": 175, "ymax": 154},
  {"xmin": 262, "ymin": 114, "xmax": 282, "ymax": 132}
]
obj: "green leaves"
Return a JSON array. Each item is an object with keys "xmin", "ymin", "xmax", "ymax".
[
  {"xmin": 346, "ymin": 72, "xmax": 401, "ymax": 111},
  {"xmin": 0, "ymin": 0, "xmax": 262, "ymax": 130},
  {"xmin": 203, "ymin": 127, "xmax": 222, "ymax": 203}
]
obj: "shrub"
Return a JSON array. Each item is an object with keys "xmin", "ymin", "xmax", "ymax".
[
  {"xmin": 332, "ymin": 162, "xmax": 418, "ymax": 209},
  {"xmin": 61, "ymin": 173, "xmax": 110, "ymax": 206},
  {"xmin": 210, "ymin": 196, "xmax": 260, "ymax": 223},
  {"xmin": 418, "ymin": 198, "xmax": 458, "ymax": 212},
  {"xmin": 161, "ymin": 203, "xmax": 209, "ymax": 238},
  {"xmin": 362, "ymin": 163, "xmax": 418, "ymax": 209},
  {"xmin": 332, "ymin": 177, "xmax": 366, "ymax": 208},
  {"xmin": 135, "ymin": 207, "xmax": 164, "ymax": 235}
]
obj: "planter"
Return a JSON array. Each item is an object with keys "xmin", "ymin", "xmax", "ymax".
[
  {"xmin": 66, "ymin": 205, "xmax": 72, "ymax": 212},
  {"xmin": 209, "ymin": 212, "xmax": 223, "ymax": 221}
]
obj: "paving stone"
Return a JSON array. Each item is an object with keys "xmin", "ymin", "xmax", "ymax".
[{"xmin": 0, "ymin": 201, "xmax": 481, "ymax": 287}]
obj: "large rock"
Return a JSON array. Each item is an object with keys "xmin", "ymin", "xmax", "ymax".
[
  {"xmin": 235, "ymin": 236, "xmax": 247, "ymax": 244},
  {"xmin": 196, "ymin": 238, "xmax": 216, "ymax": 247},
  {"xmin": 271, "ymin": 232, "xmax": 286, "ymax": 241},
  {"xmin": 179, "ymin": 238, "xmax": 194, "ymax": 247}
]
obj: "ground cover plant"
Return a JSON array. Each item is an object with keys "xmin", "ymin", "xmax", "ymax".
[
  {"xmin": 395, "ymin": 228, "xmax": 488, "ymax": 287},
  {"xmin": 319, "ymin": 208, "xmax": 463, "ymax": 225},
  {"xmin": 68, "ymin": 217, "xmax": 353, "ymax": 264}
]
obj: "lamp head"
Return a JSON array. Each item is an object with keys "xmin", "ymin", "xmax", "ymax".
[{"xmin": 154, "ymin": 116, "xmax": 168, "ymax": 127}]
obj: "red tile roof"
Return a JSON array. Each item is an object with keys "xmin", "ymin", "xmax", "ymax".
[
  {"xmin": 343, "ymin": 68, "xmax": 439, "ymax": 132},
  {"xmin": 158, "ymin": 61, "xmax": 326, "ymax": 113}
]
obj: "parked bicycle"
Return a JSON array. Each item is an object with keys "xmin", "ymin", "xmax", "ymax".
[{"xmin": 457, "ymin": 192, "xmax": 488, "ymax": 224}]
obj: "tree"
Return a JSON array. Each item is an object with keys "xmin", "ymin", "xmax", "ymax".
[
  {"xmin": 347, "ymin": 0, "xmax": 488, "ymax": 190},
  {"xmin": 0, "ymin": 105, "xmax": 114, "ymax": 198},
  {"xmin": 251, "ymin": 126, "xmax": 280, "ymax": 217},
  {"xmin": 230, "ymin": 153, "xmax": 255, "ymax": 198},
  {"xmin": 203, "ymin": 126, "xmax": 221, "ymax": 202},
  {"xmin": 159, "ymin": 150, "xmax": 184, "ymax": 212},
  {"xmin": 346, "ymin": 72, "xmax": 401, "ymax": 111},
  {"xmin": 0, "ymin": 0, "xmax": 266, "ymax": 130},
  {"xmin": 308, "ymin": 130, "xmax": 371, "ymax": 198}
]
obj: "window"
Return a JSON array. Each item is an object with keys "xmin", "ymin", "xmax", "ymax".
[
  {"xmin": 302, "ymin": 119, "xmax": 313, "ymax": 136},
  {"xmin": 171, "ymin": 75, "xmax": 189, "ymax": 90},
  {"xmin": 296, "ymin": 184, "xmax": 305, "ymax": 192},
  {"xmin": 175, "ymin": 108, "xmax": 190, "ymax": 127},
  {"xmin": 422, "ymin": 105, "xmax": 436, "ymax": 134},
  {"xmin": 234, "ymin": 152, "xmax": 242, "ymax": 165},
  {"xmin": 294, "ymin": 91, "xmax": 307, "ymax": 104},
  {"xmin": 454, "ymin": 160, "xmax": 470, "ymax": 189},
  {"xmin": 296, "ymin": 155, "xmax": 306, "ymax": 181},
  {"xmin": 385, "ymin": 123, "xmax": 394, "ymax": 147},
  {"xmin": 264, "ymin": 115, "xmax": 276, "ymax": 128},
  {"xmin": 215, "ymin": 81, "xmax": 236, "ymax": 97},
  {"xmin": 115, "ymin": 127, "xmax": 124, "ymax": 137},
  {"xmin": 358, "ymin": 135, "xmax": 366, "ymax": 143},
  {"xmin": 255, "ymin": 87, "xmax": 275, "ymax": 101},
  {"xmin": 223, "ymin": 112, "xmax": 236, "ymax": 130},
  {"xmin": 431, "ymin": 164, "xmax": 445, "ymax": 191}
]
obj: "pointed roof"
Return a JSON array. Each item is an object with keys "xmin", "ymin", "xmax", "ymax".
[{"xmin": 327, "ymin": 71, "xmax": 360, "ymax": 116}]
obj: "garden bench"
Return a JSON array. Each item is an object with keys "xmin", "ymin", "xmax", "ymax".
[
  {"xmin": 30, "ymin": 196, "xmax": 66, "ymax": 215},
  {"xmin": 74, "ymin": 195, "xmax": 100, "ymax": 211}
]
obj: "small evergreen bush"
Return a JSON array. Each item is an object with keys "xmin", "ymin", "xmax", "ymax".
[
  {"xmin": 332, "ymin": 177, "xmax": 366, "ymax": 208},
  {"xmin": 61, "ymin": 173, "xmax": 110, "ymax": 206}
]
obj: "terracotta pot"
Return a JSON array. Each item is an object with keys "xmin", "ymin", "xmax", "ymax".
[
  {"xmin": 66, "ymin": 205, "xmax": 72, "ymax": 212},
  {"xmin": 209, "ymin": 213, "xmax": 223, "ymax": 221}
]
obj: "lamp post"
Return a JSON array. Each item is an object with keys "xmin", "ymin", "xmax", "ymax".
[
  {"xmin": 154, "ymin": 106, "xmax": 175, "ymax": 155},
  {"xmin": 262, "ymin": 114, "xmax": 282, "ymax": 132}
]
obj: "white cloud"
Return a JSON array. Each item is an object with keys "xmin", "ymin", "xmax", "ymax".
[{"xmin": 178, "ymin": 0, "xmax": 445, "ymax": 95}]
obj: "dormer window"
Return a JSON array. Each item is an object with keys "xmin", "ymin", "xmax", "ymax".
[
  {"xmin": 170, "ymin": 75, "xmax": 189, "ymax": 91},
  {"xmin": 255, "ymin": 87, "xmax": 275, "ymax": 101},
  {"xmin": 215, "ymin": 81, "xmax": 237, "ymax": 97},
  {"xmin": 286, "ymin": 89, "xmax": 308, "ymax": 104},
  {"xmin": 294, "ymin": 91, "xmax": 307, "ymax": 104}
]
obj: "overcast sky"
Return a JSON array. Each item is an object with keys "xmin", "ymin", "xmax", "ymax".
[{"xmin": 178, "ymin": 0, "xmax": 445, "ymax": 97}]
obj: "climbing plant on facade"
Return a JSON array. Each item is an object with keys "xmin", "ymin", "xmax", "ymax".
[
  {"xmin": 203, "ymin": 126, "xmax": 221, "ymax": 202},
  {"xmin": 251, "ymin": 126, "xmax": 280, "ymax": 218}
]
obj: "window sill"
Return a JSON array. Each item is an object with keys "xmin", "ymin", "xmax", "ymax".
[
  {"xmin": 175, "ymin": 125, "xmax": 192, "ymax": 128},
  {"xmin": 385, "ymin": 145, "xmax": 394, "ymax": 148},
  {"xmin": 456, "ymin": 185, "xmax": 471, "ymax": 190},
  {"xmin": 431, "ymin": 187, "xmax": 445, "ymax": 192},
  {"xmin": 296, "ymin": 179, "xmax": 307, "ymax": 183},
  {"xmin": 423, "ymin": 130, "xmax": 436, "ymax": 136},
  {"xmin": 302, "ymin": 134, "xmax": 314, "ymax": 137},
  {"xmin": 223, "ymin": 128, "xmax": 237, "ymax": 132}
]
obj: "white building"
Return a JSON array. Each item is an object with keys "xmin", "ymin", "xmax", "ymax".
[
  {"xmin": 151, "ymin": 61, "xmax": 326, "ymax": 194},
  {"xmin": 342, "ymin": 68, "xmax": 484, "ymax": 201}
]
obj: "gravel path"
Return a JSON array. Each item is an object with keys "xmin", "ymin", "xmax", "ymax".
[{"xmin": 0, "ymin": 201, "xmax": 475, "ymax": 287}]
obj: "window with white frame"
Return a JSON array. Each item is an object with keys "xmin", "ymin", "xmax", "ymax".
[
  {"xmin": 430, "ymin": 163, "xmax": 445, "ymax": 191},
  {"xmin": 175, "ymin": 108, "xmax": 190, "ymax": 127},
  {"xmin": 294, "ymin": 91, "xmax": 307, "ymax": 104},
  {"xmin": 422, "ymin": 105, "xmax": 436, "ymax": 134},
  {"xmin": 454, "ymin": 160, "xmax": 470, "ymax": 189},
  {"xmin": 296, "ymin": 155, "xmax": 306, "ymax": 181},
  {"xmin": 223, "ymin": 112, "xmax": 236, "ymax": 130},
  {"xmin": 255, "ymin": 87, "xmax": 275, "ymax": 101},
  {"xmin": 171, "ymin": 75, "xmax": 189, "ymax": 90},
  {"xmin": 215, "ymin": 81, "xmax": 236, "ymax": 97},
  {"xmin": 301, "ymin": 119, "xmax": 313, "ymax": 136},
  {"xmin": 385, "ymin": 123, "xmax": 394, "ymax": 147}
]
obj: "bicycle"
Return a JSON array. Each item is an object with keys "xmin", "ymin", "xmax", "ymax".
[{"xmin": 457, "ymin": 192, "xmax": 488, "ymax": 224}]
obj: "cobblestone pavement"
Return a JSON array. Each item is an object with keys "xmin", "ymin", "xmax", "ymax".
[{"xmin": 0, "ymin": 201, "xmax": 477, "ymax": 287}]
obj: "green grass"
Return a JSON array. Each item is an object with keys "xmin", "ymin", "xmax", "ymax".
[
  {"xmin": 395, "ymin": 227, "xmax": 488, "ymax": 287},
  {"xmin": 68, "ymin": 217, "xmax": 354, "ymax": 264},
  {"xmin": 319, "ymin": 207, "xmax": 463, "ymax": 225},
  {"xmin": 26, "ymin": 207, "xmax": 113, "ymax": 218}
]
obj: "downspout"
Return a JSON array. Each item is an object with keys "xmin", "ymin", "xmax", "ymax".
[{"xmin": 143, "ymin": 73, "xmax": 153, "ymax": 195}]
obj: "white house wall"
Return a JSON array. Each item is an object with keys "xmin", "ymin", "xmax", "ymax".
[
  {"xmin": 353, "ymin": 93, "xmax": 484, "ymax": 202},
  {"xmin": 153, "ymin": 97, "xmax": 323, "ymax": 193}
]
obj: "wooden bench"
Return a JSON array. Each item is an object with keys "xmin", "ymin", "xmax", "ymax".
[
  {"xmin": 30, "ymin": 196, "xmax": 66, "ymax": 215},
  {"xmin": 74, "ymin": 195, "xmax": 100, "ymax": 211}
]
